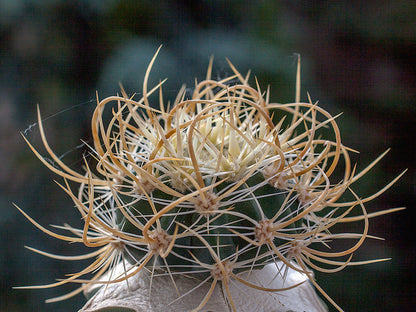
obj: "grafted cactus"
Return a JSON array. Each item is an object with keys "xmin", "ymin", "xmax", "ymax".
[{"xmin": 16, "ymin": 47, "xmax": 405, "ymax": 311}]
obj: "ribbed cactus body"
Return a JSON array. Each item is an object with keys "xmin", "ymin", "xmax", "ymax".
[{"xmin": 120, "ymin": 172, "xmax": 298, "ymax": 275}]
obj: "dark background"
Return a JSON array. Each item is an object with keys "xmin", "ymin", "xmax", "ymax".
[{"xmin": 1, "ymin": 1, "xmax": 415, "ymax": 311}]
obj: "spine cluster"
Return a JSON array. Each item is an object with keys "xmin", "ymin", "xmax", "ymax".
[{"xmin": 18, "ymin": 48, "xmax": 404, "ymax": 311}]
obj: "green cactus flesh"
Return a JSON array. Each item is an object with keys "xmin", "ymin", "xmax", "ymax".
[{"xmin": 119, "ymin": 172, "xmax": 302, "ymax": 276}]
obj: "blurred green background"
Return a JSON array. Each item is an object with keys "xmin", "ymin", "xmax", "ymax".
[{"xmin": 1, "ymin": 1, "xmax": 415, "ymax": 311}]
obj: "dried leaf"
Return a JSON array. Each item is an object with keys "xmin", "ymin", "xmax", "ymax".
[{"xmin": 79, "ymin": 262, "xmax": 327, "ymax": 312}]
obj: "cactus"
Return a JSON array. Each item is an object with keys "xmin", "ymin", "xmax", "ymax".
[{"xmin": 16, "ymin": 47, "xmax": 405, "ymax": 311}]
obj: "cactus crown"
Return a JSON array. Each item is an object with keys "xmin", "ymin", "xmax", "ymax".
[{"xmin": 17, "ymin": 47, "xmax": 404, "ymax": 311}]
